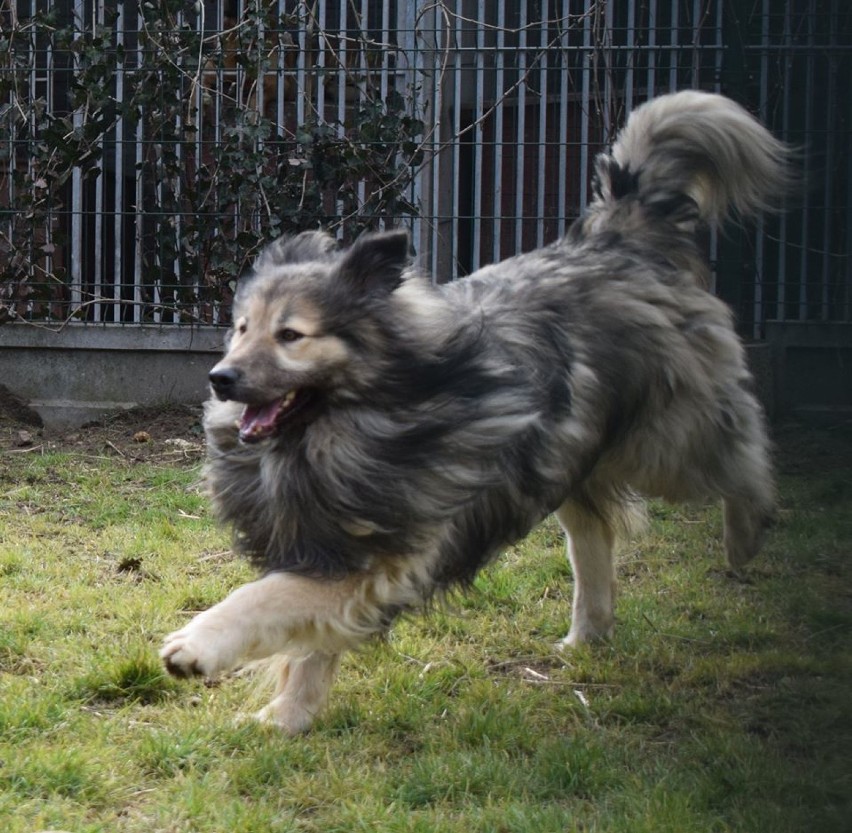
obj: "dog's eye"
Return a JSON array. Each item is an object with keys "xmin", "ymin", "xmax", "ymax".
[
  {"xmin": 236, "ymin": 319, "xmax": 248, "ymax": 335},
  {"xmin": 277, "ymin": 328, "xmax": 303, "ymax": 343}
]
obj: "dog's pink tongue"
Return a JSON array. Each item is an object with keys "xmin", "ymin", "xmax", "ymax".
[{"xmin": 239, "ymin": 401, "xmax": 281, "ymax": 441}]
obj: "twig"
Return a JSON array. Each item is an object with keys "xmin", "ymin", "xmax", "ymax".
[
  {"xmin": 5, "ymin": 444, "xmax": 45, "ymax": 454},
  {"xmin": 105, "ymin": 440, "xmax": 126, "ymax": 458}
]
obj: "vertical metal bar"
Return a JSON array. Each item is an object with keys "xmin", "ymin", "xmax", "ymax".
[
  {"xmin": 798, "ymin": 0, "xmax": 814, "ymax": 321},
  {"xmin": 336, "ymin": 0, "xmax": 347, "ymax": 127},
  {"xmin": 3, "ymin": 0, "xmax": 13, "ymax": 252},
  {"xmin": 556, "ymin": 0, "xmax": 569, "ymax": 238},
  {"xmin": 380, "ymin": 0, "xmax": 390, "ymax": 103},
  {"xmin": 380, "ymin": 0, "xmax": 392, "ymax": 230},
  {"xmin": 647, "ymin": 0, "xmax": 657, "ymax": 98},
  {"xmin": 776, "ymin": 2, "xmax": 791, "ymax": 320},
  {"xmin": 820, "ymin": 0, "xmax": 838, "ymax": 321},
  {"xmin": 256, "ymin": 0, "xmax": 266, "ymax": 127},
  {"xmin": 70, "ymin": 0, "xmax": 85, "ymax": 314},
  {"xmin": 846, "ymin": 80, "xmax": 852, "ymax": 321},
  {"xmin": 43, "ymin": 0, "xmax": 55, "ymax": 291},
  {"xmin": 276, "ymin": 0, "xmax": 287, "ymax": 137},
  {"xmin": 153, "ymin": 23, "xmax": 165, "ymax": 325},
  {"xmin": 357, "ymin": 0, "xmax": 369, "ymax": 221},
  {"xmin": 514, "ymin": 0, "xmax": 528, "ymax": 253},
  {"xmin": 846, "ymin": 64, "xmax": 852, "ymax": 321},
  {"xmin": 625, "ymin": 0, "xmax": 635, "ymax": 113},
  {"xmin": 709, "ymin": 0, "xmax": 723, "ymax": 296},
  {"xmin": 493, "ymin": 0, "xmax": 506, "ymax": 260},
  {"xmin": 134, "ymin": 2, "xmax": 145, "ymax": 324},
  {"xmin": 235, "ymin": 0, "xmax": 246, "ymax": 112},
  {"xmin": 296, "ymin": 1, "xmax": 307, "ymax": 125},
  {"xmin": 27, "ymin": 0, "xmax": 37, "ymax": 310},
  {"xmin": 335, "ymin": 0, "xmax": 347, "ymax": 230},
  {"xmin": 113, "ymin": 3, "xmax": 125, "ymax": 324},
  {"xmin": 579, "ymin": 0, "xmax": 590, "ymax": 212},
  {"xmin": 472, "ymin": 0, "xmax": 485, "ymax": 268},
  {"xmin": 317, "ymin": 0, "xmax": 327, "ymax": 122},
  {"xmin": 214, "ymin": 0, "xmax": 225, "ymax": 256},
  {"xmin": 93, "ymin": 56, "xmax": 104, "ymax": 320},
  {"xmin": 40, "ymin": 0, "xmax": 56, "ymax": 296},
  {"xmin": 535, "ymin": 0, "xmax": 548, "ymax": 249},
  {"xmin": 753, "ymin": 0, "xmax": 770, "ymax": 338},
  {"xmin": 602, "ymin": 0, "xmax": 613, "ymax": 144},
  {"xmin": 171, "ymin": 5, "xmax": 185, "ymax": 323},
  {"xmin": 714, "ymin": 0, "xmax": 723, "ymax": 93},
  {"xmin": 194, "ymin": 3, "xmax": 205, "ymax": 324},
  {"xmin": 401, "ymin": 1, "xmax": 419, "ymax": 248},
  {"xmin": 429, "ymin": 3, "xmax": 443, "ymax": 281},
  {"xmin": 451, "ymin": 0, "xmax": 463, "ymax": 273},
  {"xmin": 254, "ymin": 3, "xmax": 266, "ymax": 244},
  {"xmin": 691, "ymin": 0, "xmax": 701, "ymax": 88},
  {"xmin": 668, "ymin": 0, "xmax": 678, "ymax": 92}
]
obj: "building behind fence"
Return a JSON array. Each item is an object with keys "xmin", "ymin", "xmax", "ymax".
[{"xmin": 1, "ymin": 0, "xmax": 851, "ymax": 416}]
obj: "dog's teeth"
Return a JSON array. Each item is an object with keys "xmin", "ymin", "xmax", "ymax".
[{"xmin": 283, "ymin": 391, "xmax": 296, "ymax": 404}]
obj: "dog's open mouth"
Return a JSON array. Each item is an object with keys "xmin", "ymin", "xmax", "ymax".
[{"xmin": 238, "ymin": 389, "xmax": 313, "ymax": 443}]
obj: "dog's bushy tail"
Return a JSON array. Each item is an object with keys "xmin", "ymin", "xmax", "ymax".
[{"xmin": 595, "ymin": 90, "xmax": 793, "ymax": 229}]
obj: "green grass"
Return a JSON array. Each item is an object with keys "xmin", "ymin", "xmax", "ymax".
[{"xmin": 0, "ymin": 423, "xmax": 850, "ymax": 832}]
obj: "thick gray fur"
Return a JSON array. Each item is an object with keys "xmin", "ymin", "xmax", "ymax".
[{"xmin": 163, "ymin": 93, "xmax": 790, "ymax": 716}]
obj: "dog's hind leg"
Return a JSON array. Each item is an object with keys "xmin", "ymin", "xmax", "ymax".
[
  {"xmin": 721, "ymin": 447, "xmax": 775, "ymax": 569},
  {"xmin": 554, "ymin": 497, "xmax": 618, "ymax": 648},
  {"xmin": 723, "ymin": 496, "xmax": 773, "ymax": 569},
  {"xmin": 255, "ymin": 652, "xmax": 342, "ymax": 735},
  {"xmin": 719, "ymin": 413, "xmax": 776, "ymax": 569}
]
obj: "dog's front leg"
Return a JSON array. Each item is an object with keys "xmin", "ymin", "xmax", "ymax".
[
  {"xmin": 160, "ymin": 572, "xmax": 361, "ymax": 679},
  {"xmin": 255, "ymin": 652, "xmax": 342, "ymax": 734}
]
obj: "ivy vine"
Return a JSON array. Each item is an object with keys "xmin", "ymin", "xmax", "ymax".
[{"xmin": 0, "ymin": 0, "xmax": 425, "ymax": 324}]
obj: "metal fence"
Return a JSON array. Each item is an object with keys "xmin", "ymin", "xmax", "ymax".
[{"xmin": 1, "ymin": 0, "xmax": 850, "ymax": 334}]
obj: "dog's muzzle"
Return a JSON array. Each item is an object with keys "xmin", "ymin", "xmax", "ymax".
[{"xmin": 209, "ymin": 366, "xmax": 241, "ymax": 401}]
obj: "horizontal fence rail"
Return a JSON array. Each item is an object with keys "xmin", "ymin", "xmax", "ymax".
[{"xmin": 1, "ymin": 0, "xmax": 849, "ymax": 335}]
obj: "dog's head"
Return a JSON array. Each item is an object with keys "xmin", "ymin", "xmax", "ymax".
[{"xmin": 209, "ymin": 229, "xmax": 411, "ymax": 443}]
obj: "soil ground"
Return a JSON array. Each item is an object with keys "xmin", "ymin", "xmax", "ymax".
[{"xmin": 0, "ymin": 388, "xmax": 205, "ymax": 465}]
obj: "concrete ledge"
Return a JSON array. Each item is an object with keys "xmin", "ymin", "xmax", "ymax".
[
  {"xmin": 764, "ymin": 321, "xmax": 852, "ymax": 417},
  {"xmin": 0, "ymin": 323, "xmax": 225, "ymax": 429},
  {"xmin": 2, "ymin": 320, "xmax": 848, "ymax": 429}
]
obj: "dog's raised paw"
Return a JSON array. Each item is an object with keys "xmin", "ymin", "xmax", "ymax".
[{"xmin": 160, "ymin": 631, "xmax": 219, "ymax": 679}]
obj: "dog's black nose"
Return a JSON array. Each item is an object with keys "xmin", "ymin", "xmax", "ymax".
[{"xmin": 209, "ymin": 366, "xmax": 241, "ymax": 399}]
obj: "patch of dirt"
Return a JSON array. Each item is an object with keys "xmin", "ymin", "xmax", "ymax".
[
  {"xmin": 0, "ymin": 383, "xmax": 43, "ymax": 428},
  {"xmin": 0, "ymin": 395, "xmax": 206, "ymax": 464}
]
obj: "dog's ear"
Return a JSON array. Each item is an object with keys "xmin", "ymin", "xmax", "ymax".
[
  {"xmin": 337, "ymin": 230, "xmax": 411, "ymax": 295},
  {"xmin": 255, "ymin": 231, "xmax": 337, "ymax": 270}
]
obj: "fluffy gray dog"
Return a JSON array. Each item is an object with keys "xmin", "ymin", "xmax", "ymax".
[{"xmin": 161, "ymin": 91, "xmax": 791, "ymax": 733}]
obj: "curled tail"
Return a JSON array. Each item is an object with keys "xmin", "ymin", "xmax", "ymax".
[{"xmin": 591, "ymin": 90, "xmax": 793, "ymax": 230}]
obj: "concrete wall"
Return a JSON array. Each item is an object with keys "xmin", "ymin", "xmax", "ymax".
[
  {"xmin": 764, "ymin": 322, "xmax": 852, "ymax": 419},
  {"xmin": 0, "ymin": 324, "xmax": 224, "ymax": 429},
  {"xmin": 1, "ymin": 321, "xmax": 849, "ymax": 430}
]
